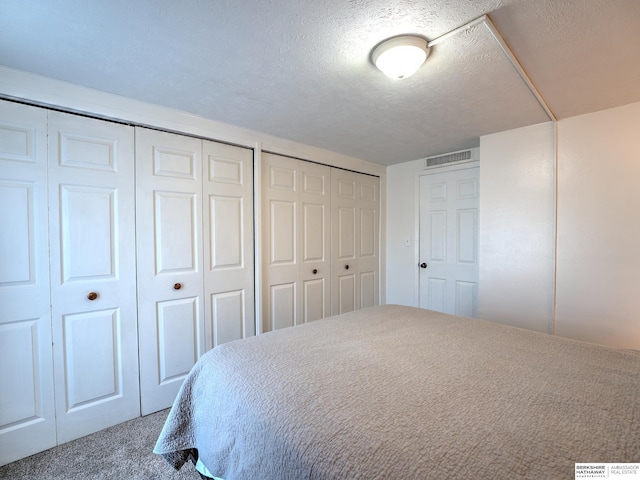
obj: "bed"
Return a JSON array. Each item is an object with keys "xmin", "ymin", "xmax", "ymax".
[{"xmin": 154, "ymin": 305, "xmax": 640, "ymax": 479}]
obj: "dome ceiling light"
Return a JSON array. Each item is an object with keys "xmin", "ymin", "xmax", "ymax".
[{"xmin": 371, "ymin": 35, "xmax": 430, "ymax": 80}]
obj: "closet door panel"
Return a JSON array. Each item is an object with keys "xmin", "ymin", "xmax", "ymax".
[
  {"xmin": 262, "ymin": 154, "xmax": 330, "ymax": 331},
  {"xmin": 48, "ymin": 111, "xmax": 138, "ymax": 444},
  {"xmin": 262, "ymin": 154, "xmax": 298, "ymax": 331},
  {"xmin": 332, "ymin": 171, "xmax": 358, "ymax": 314},
  {"xmin": 0, "ymin": 100, "xmax": 54, "ymax": 466},
  {"xmin": 203, "ymin": 140, "xmax": 254, "ymax": 348},
  {"xmin": 136, "ymin": 128, "xmax": 204, "ymax": 415},
  {"xmin": 357, "ymin": 175, "xmax": 379, "ymax": 310},
  {"xmin": 299, "ymin": 161, "xmax": 331, "ymax": 322},
  {"xmin": 331, "ymin": 169, "xmax": 380, "ymax": 315}
]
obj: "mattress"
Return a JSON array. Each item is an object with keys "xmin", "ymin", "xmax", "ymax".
[{"xmin": 154, "ymin": 305, "xmax": 640, "ymax": 479}]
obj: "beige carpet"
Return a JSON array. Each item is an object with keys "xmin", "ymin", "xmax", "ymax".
[{"xmin": 0, "ymin": 409, "xmax": 201, "ymax": 479}]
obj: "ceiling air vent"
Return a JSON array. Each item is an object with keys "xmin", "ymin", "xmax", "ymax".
[{"xmin": 425, "ymin": 149, "xmax": 475, "ymax": 168}]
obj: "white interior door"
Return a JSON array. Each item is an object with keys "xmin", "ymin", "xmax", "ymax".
[
  {"xmin": 0, "ymin": 101, "xmax": 56, "ymax": 465},
  {"xmin": 418, "ymin": 165, "xmax": 479, "ymax": 317},
  {"xmin": 136, "ymin": 128, "xmax": 204, "ymax": 415},
  {"xmin": 48, "ymin": 111, "xmax": 139, "ymax": 443},
  {"xmin": 203, "ymin": 140, "xmax": 254, "ymax": 348},
  {"xmin": 331, "ymin": 169, "xmax": 379, "ymax": 315},
  {"xmin": 262, "ymin": 153, "xmax": 331, "ymax": 332}
]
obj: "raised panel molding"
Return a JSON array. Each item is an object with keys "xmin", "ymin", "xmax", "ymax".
[
  {"xmin": 428, "ymin": 278, "xmax": 446, "ymax": 312},
  {"xmin": 429, "ymin": 211, "xmax": 447, "ymax": 262},
  {"xmin": 271, "ymin": 283, "xmax": 296, "ymax": 330},
  {"xmin": 153, "ymin": 147, "xmax": 196, "ymax": 179},
  {"xmin": 0, "ymin": 123, "xmax": 36, "ymax": 163},
  {"xmin": 302, "ymin": 203, "xmax": 324, "ymax": 262},
  {"xmin": 270, "ymin": 165, "xmax": 296, "ymax": 191},
  {"xmin": 157, "ymin": 297, "xmax": 200, "ymax": 384},
  {"xmin": 0, "ymin": 181, "xmax": 34, "ymax": 285},
  {"xmin": 360, "ymin": 271, "xmax": 376, "ymax": 309},
  {"xmin": 210, "ymin": 195, "xmax": 243, "ymax": 270},
  {"xmin": 303, "ymin": 278, "xmax": 325, "ymax": 322},
  {"xmin": 360, "ymin": 183, "xmax": 376, "ymax": 202},
  {"xmin": 211, "ymin": 290, "xmax": 245, "ymax": 346},
  {"xmin": 59, "ymin": 132, "xmax": 116, "ymax": 171},
  {"xmin": 303, "ymin": 171, "xmax": 325, "ymax": 195},
  {"xmin": 360, "ymin": 209, "xmax": 376, "ymax": 257},
  {"xmin": 154, "ymin": 191, "xmax": 198, "ymax": 274},
  {"xmin": 455, "ymin": 281, "xmax": 477, "ymax": 318},
  {"xmin": 62, "ymin": 309, "xmax": 121, "ymax": 410},
  {"xmin": 337, "ymin": 179, "xmax": 355, "ymax": 199},
  {"xmin": 209, "ymin": 156, "xmax": 243, "ymax": 184},
  {"xmin": 456, "ymin": 209, "xmax": 478, "ymax": 264},
  {"xmin": 0, "ymin": 318, "xmax": 41, "ymax": 427},
  {"xmin": 60, "ymin": 185, "xmax": 115, "ymax": 281},
  {"xmin": 337, "ymin": 207, "xmax": 355, "ymax": 259},
  {"xmin": 337, "ymin": 274, "xmax": 356, "ymax": 313},
  {"xmin": 457, "ymin": 178, "xmax": 478, "ymax": 199},
  {"xmin": 270, "ymin": 200, "xmax": 296, "ymax": 265},
  {"xmin": 429, "ymin": 183, "xmax": 447, "ymax": 201}
]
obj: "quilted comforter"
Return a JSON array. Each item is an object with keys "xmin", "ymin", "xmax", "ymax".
[{"xmin": 154, "ymin": 305, "xmax": 640, "ymax": 479}]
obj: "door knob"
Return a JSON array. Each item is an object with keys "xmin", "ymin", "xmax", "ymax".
[
  {"xmin": 345, "ymin": 264, "xmax": 350, "ymax": 270},
  {"xmin": 87, "ymin": 292, "xmax": 98, "ymax": 301},
  {"xmin": 312, "ymin": 269, "xmax": 318, "ymax": 275},
  {"xmin": 419, "ymin": 262, "xmax": 427, "ymax": 269},
  {"xmin": 174, "ymin": 283, "xmax": 182, "ymax": 290}
]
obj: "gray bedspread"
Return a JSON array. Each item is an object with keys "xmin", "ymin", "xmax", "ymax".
[{"xmin": 154, "ymin": 305, "xmax": 640, "ymax": 479}]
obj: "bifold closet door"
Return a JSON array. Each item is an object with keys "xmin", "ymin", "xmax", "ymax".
[
  {"xmin": 203, "ymin": 140, "xmax": 255, "ymax": 348},
  {"xmin": 262, "ymin": 153, "xmax": 331, "ymax": 332},
  {"xmin": 0, "ymin": 101, "xmax": 56, "ymax": 465},
  {"xmin": 331, "ymin": 169, "xmax": 380, "ymax": 315},
  {"xmin": 48, "ymin": 111, "xmax": 139, "ymax": 443},
  {"xmin": 136, "ymin": 128, "xmax": 205, "ymax": 415}
]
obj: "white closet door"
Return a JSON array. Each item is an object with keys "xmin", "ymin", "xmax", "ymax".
[
  {"xmin": 262, "ymin": 153, "xmax": 331, "ymax": 332},
  {"xmin": 0, "ymin": 101, "xmax": 55, "ymax": 465},
  {"xmin": 203, "ymin": 140, "xmax": 254, "ymax": 349},
  {"xmin": 48, "ymin": 111, "xmax": 139, "ymax": 443},
  {"xmin": 299, "ymin": 160, "xmax": 331, "ymax": 323},
  {"xmin": 356, "ymin": 173, "xmax": 380, "ymax": 310},
  {"xmin": 262, "ymin": 154, "xmax": 299, "ymax": 331},
  {"xmin": 136, "ymin": 128, "xmax": 204, "ymax": 415},
  {"xmin": 331, "ymin": 169, "xmax": 379, "ymax": 315}
]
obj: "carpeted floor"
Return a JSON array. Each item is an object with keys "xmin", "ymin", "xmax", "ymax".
[{"xmin": 0, "ymin": 409, "xmax": 201, "ymax": 479}]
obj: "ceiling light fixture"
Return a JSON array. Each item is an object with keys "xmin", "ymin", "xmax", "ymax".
[{"xmin": 371, "ymin": 35, "xmax": 430, "ymax": 80}]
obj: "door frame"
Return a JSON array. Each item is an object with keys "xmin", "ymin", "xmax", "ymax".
[{"xmin": 414, "ymin": 160, "xmax": 480, "ymax": 307}]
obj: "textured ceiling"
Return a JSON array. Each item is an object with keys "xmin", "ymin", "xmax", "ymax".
[{"xmin": 1, "ymin": 0, "xmax": 639, "ymax": 166}]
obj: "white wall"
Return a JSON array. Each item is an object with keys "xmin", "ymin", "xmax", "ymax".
[
  {"xmin": 555, "ymin": 101, "xmax": 640, "ymax": 349},
  {"xmin": 478, "ymin": 122, "xmax": 556, "ymax": 333}
]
